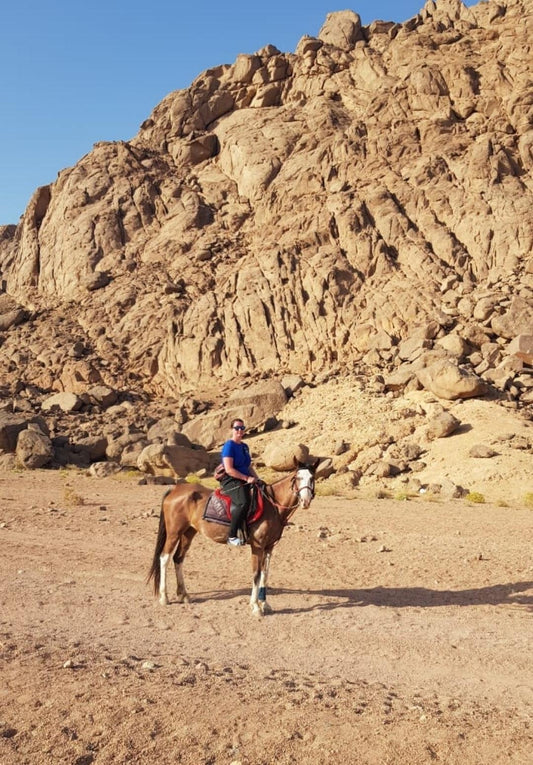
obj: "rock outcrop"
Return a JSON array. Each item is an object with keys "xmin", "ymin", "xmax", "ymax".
[{"xmin": 0, "ymin": 0, "xmax": 532, "ymax": 490}]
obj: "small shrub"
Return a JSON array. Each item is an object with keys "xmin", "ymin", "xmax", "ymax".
[
  {"xmin": 394, "ymin": 491, "xmax": 411, "ymax": 502},
  {"xmin": 523, "ymin": 492, "xmax": 533, "ymax": 510},
  {"xmin": 63, "ymin": 487, "xmax": 84, "ymax": 507},
  {"xmin": 315, "ymin": 482, "xmax": 339, "ymax": 498},
  {"xmin": 465, "ymin": 491, "xmax": 485, "ymax": 504}
]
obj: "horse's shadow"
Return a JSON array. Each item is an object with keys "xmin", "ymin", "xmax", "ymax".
[{"xmin": 192, "ymin": 581, "xmax": 533, "ymax": 613}]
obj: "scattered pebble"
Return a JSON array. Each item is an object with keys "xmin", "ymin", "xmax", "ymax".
[{"xmin": 141, "ymin": 661, "xmax": 157, "ymax": 670}]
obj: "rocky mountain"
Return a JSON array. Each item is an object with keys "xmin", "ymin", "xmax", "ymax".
[{"xmin": 0, "ymin": 0, "xmax": 531, "ymax": 493}]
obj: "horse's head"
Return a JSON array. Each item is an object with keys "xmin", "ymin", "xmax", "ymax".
[{"xmin": 293, "ymin": 459, "xmax": 319, "ymax": 508}]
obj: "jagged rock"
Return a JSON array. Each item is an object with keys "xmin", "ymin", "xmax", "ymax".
[
  {"xmin": 281, "ymin": 375, "xmax": 306, "ymax": 397},
  {"xmin": 0, "ymin": 452, "xmax": 17, "ymax": 470},
  {"xmin": 315, "ymin": 457, "xmax": 334, "ymax": 479},
  {"xmin": 72, "ymin": 436, "xmax": 108, "ymax": 461},
  {"xmin": 469, "ymin": 444, "xmax": 498, "ymax": 458},
  {"xmin": 87, "ymin": 461, "xmax": 122, "ymax": 477},
  {"xmin": 425, "ymin": 412, "xmax": 461, "ymax": 440},
  {"xmin": 0, "ymin": 308, "xmax": 27, "ymax": 331},
  {"xmin": 120, "ymin": 441, "xmax": 148, "ymax": 468},
  {"xmin": 0, "ymin": 413, "xmax": 49, "ymax": 452},
  {"xmin": 398, "ymin": 337, "xmax": 433, "ymax": 362},
  {"xmin": 146, "ymin": 416, "xmax": 189, "ymax": 444},
  {"xmin": 508, "ymin": 335, "xmax": 533, "ymax": 365},
  {"xmin": 318, "ymin": 10, "xmax": 364, "ymax": 50},
  {"xmin": 384, "ymin": 365, "xmax": 418, "ymax": 391},
  {"xmin": 182, "ymin": 381, "xmax": 288, "ymax": 449},
  {"xmin": 369, "ymin": 460, "xmax": 399, "ymax": 478},
  {"xmin": 435, "ymin": 333, "xmax": 469, "ymax": 358},
  {"xmin": 16, "ymin": 428, "xmax": 54, "ymax": 468},
  {"xmin": 426, "ymin": 478, "xmax": 466, "ymax": 499},
  {"xmin": 106, "ymin": 432, "xmax": 147, "ymax": 460},
  {"xmin": 387, "ymin": 442, "xmax": 423, "ymax": 462},
  {"xmin": 82, "ymin": 385, "xmax": 118, "ymax": 408},
  {"xmin": 491, "ymin": 298, "xmax": 533, "ymax": 339},
  {"xmin": 417, "ymin": 360, "xmax": 488, "ymax": 400}
]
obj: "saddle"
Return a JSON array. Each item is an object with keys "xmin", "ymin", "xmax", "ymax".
[{"xmin": 203, "ymin": 485, "xmax": 264, "ymax": 527}]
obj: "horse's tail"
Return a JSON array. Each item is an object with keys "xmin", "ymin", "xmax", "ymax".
[{"xmin": 147, "ymin": 491, "xmax": 170, "ymax": 595}]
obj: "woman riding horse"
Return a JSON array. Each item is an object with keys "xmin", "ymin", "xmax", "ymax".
[{"xmin": 148, "ymin": 456, "xmax": 318, "ymax": 617}]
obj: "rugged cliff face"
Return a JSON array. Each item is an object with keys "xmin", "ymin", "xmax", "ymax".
[{"xmin": 0, "ymin": 0, "xmax": 531, "ymax": 401}]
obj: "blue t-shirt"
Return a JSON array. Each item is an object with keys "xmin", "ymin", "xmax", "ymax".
[{"xmin": 221, "ymin": 440, "xmax": 251, "ymax": 476}]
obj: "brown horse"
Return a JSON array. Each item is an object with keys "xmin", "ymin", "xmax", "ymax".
[{"xmin": 148, "ymin": 460, "xmax": 318, "ymax": 616}]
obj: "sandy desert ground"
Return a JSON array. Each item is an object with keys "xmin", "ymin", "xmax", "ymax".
[{"xmin": 0, "ymin": 469, "xmax": 532, "ymax": 765}]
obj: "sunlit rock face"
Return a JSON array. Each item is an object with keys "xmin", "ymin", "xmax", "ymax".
[{"xmin": 0, "ymin": 0, "xmax": 531, "ymax": 401}]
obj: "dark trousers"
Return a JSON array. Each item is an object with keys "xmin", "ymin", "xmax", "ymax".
[{"xmin": 220, "ymin": 476, "xmax": 250, "ymax": 537}]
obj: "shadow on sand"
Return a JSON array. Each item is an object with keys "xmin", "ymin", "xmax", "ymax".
[{"xmin": 190, "ymin": 581, "xmax": 533, "ymax": 613}]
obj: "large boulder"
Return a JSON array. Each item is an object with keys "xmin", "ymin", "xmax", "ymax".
[
  {"xmin": 508, "ymin": 334, "xmax": 533, "ymax": 365},
  {"xmin": 263, "ymin": 442, "xmax": 310, "ymax": 472},
  {"xmin": 318, "ymin": 10, "xmax": 364, "ymax": 50},
  {"xmin": 425, "ymin": 412, "xmax": 461, "ymax": 441},
  {"xmin": 416, "ymin": 360, "xmax": 488, "ymax": 400},
  {"xmin": 137, "ymin": 443, "xmax": 210, "ymax": 478},
  {"xmin": 491, "ymin": 298, "xmax": 533, "ymax": 340},
  {"xmin": 16, "ymin": 428, "xmax": 54, "ymax": 468},
  {"xmin": 0, "ymin": 413, "xmax": 49, "ymax": 452},
  {"xmin": 41, "ymin": 392, "xmax": 82, "ymax": 413},
  {"xmin": 182, "ymin": 381, "xmax": 288, "ymax": 449}
]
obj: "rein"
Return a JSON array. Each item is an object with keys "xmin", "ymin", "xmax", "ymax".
[{"xmin": 258, "ymin": 473, "xmax": 314, "ymax": 513}]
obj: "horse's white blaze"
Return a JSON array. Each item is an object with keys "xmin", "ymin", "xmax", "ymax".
[{"xmin": 297, "ymin": 468, "xmax": 314, "ymax": 508}]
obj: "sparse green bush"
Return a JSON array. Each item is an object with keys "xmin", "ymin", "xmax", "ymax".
[
  {"xmin": 523, "ymin": 492, "xmax": 533, "ymax": 510},
  {"xmin": 465, "ymin": 491, "xmax": 485, "ymax": 504},
  {"xmin": 63, "ymin": 486, "xmax": 84, "ymax": 507},
  {"xmin": 394, "ymin": 491, "xmax": 411, "ymax": 502},
  {"xmin": 315, "ymin": 482, "xmax": 340, "ymax": 497}
]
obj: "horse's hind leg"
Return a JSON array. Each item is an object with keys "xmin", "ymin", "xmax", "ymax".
[
  {"xmin": 173, "ymin": 527, "xmax": 197, "ymax": 603},
  {"xmin": 158, "ymin": 532, "xmax": 179, "ymax": 606}
]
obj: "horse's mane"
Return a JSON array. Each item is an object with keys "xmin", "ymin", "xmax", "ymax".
[{"xmin": 268, "ymin": 469, "xmax": 295, "ymax": 488}]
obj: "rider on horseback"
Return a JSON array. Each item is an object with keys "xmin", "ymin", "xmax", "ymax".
[{"xmin": 220, "ymin": 418, "xmax": 260, "ymax": 546}]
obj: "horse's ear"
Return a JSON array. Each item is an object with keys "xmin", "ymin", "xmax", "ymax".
[{"xmin": 310, "ymin": 458, "xmax": 320, "ymax": 472}]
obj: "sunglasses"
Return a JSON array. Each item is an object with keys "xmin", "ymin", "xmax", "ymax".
[{"xmin": 233, "ymin": 425, "xmax": 246, "ymax": 431}]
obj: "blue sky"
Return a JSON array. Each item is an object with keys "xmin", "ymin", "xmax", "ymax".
[{"xmin": 1, "ymin": 0, "xmax": 476, "ymax": 225}]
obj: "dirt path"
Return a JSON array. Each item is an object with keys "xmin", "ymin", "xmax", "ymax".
[{"xmin": 1, "ymin": 470, "xmax": 532, "ymax": 764}]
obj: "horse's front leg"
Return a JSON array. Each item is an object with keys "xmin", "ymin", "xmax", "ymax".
[
  {"xmin": 250, "ymin": 549, "xmax": 272, "ymax": 617},
  {"xmin": 173, "ymin": 527, "xmax": 197, "ymax": 603}
]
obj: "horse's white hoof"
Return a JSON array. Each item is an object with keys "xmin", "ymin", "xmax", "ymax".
[
  {"xmin": 251, "ymin": 604, "xmax": 263, "ymax": 618},
  {"xmin": 176, "ymin": 593, "xmax": 191, "ymax": 604},
  {"xmin": 159, "ymin": 595, "xmax": 169, "ymax": 606}
]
